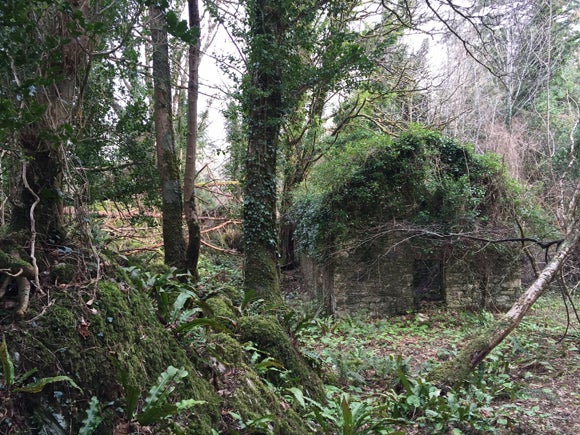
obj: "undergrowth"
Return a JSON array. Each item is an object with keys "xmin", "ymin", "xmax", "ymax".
[{"xmin": 62, "ymin": 252, "xmax": 578, "ymax": 434}]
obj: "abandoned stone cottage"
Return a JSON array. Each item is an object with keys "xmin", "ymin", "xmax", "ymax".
[
  {"xmin": 293, "ymin": 129, "xmax": 525, "ymax": 316},
  {"xmin": 300, "ymin": 233, "xmax": 522, "ymax": 317}
]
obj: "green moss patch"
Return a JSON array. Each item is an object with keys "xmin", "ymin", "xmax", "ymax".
[
  {"xmin": 4, "ymin": 281, "xmax": 220, "ymax": 433},
  {"xmin": 237, "ymin": 315, "xmax": 325, "ymax": 402}
]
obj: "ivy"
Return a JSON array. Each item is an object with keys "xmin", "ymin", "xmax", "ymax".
[{"xmin": 291, "ymin": 126, "xmax": 541, "ymax": 260}]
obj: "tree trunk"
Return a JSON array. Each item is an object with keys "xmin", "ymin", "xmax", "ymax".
[
  {"xmin": 150, "ymin": 4, "xmax": 187, "ymax": 271},
  {"xmin": 12, "ymin": 0, "xmax": 92, "ymax": 244},
  {"xmin": 428, "ymin": 220, "xmax": 580, "ymax": 387},
  {"xmin": 184, "ymin": 0, "xmax": 202, "ymax": 279},
  {"xmin": 242, "ymin": 0, "xmax": 285, "ymax": 305}
]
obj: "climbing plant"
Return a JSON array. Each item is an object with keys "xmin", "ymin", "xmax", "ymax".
[{"xmin": 291, "ymin": 126, "xmax": 547, "ymax": 261}]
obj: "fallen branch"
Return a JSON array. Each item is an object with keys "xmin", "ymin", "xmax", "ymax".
[
  {"xmin": 427, "ymin": 219, "xmax": 580, "ymax": 388},
  {"xmin": 201, "ymin": 219, "xmax": 241, "ymax": 234},
  {"xmin": 201, "ymin": 239, "xmax": 241, "ymax": 255}
]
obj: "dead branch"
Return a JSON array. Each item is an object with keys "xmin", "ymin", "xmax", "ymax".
[
  {"xmin": 201, "ymin": 239, "xmax": 241, "ymax": 255},
  {"xmin": 21, "ymin": 162, "xmax": 42, "ymax": 295},
  {"xmin": 201, "ymin": 219, "xmax": 241, "ymax": 234}
]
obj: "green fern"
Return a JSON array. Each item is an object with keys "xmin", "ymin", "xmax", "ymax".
[
  {"xmin": 0, "ymin": 336, "xmax": 15, "ymax": 386},
  {"xmin": 142, "ymin": 365, "xmax": 188, "ymax": 412},
  {"xmin": 1, "ymin": 335, "xmax": 81, "ymax": 394},
  {"xmin": 136, "ymin": 366, "xmax": 205, "ymax": 426},
  {"xmin": 79, "ymin": 396, "xmax": 103, "ymax": 435}
]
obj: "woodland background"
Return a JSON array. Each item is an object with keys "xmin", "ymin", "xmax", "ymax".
[{"xmin": 0, "ymin": 0, "xmax": 578, "ymax": 433}]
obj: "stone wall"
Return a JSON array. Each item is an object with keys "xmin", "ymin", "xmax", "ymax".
[{"xmin": 300, "ymin": 236, "xmax": 521, "ymax": 316}]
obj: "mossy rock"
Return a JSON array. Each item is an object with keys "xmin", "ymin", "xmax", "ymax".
[
  {"xmin": 209, "ymin": 332, "xmax": 244, "ymax": 364},
  {"xmin": 205, "ymin": 295, "xmax": 237, "ymax": 321},
  {"xmin": 3, "ymin": 281, "xmax": 221, "ymax": 434},
  {"xmin": 237, "ymin": 315, "xmax": 325, "ymax": 402}
]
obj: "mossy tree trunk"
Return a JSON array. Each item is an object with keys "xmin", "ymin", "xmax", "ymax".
[
  {"xmin": 428, "ymin": 221, "xmax": 580, "ymax": 387},
  {"xmin": 150, "ymin": 4, "xmax": 187, "ymax": 271},
  {"xmin": 242, "ymin": 0, "xmax": 286, "ymax": 305},
  {"xmin": 11, "ymin": 0, "xmax": 92, "ymax": 245},
  {"xmin": 3, "ymin": 0, "xmax": 93, "ymax": 317},
  {"xmin": 184, "ymin": 0, "xmax": 202, "ymax": 279}
]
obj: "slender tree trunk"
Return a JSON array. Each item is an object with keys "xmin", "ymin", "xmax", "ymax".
[
  {"xmin": 184, "ymin": 0, "xmax": 202, "ymax": 279},
  {"xmin": 428, "ymin": 218, "xmax": 580, "ymax": 387},
  {"xmin": 242, "ymin": 0, "xmax": 285, "ymax": 305},
  {"xmin": 150, "ymin": 4, "xmax": 187, "ymax": 270}
]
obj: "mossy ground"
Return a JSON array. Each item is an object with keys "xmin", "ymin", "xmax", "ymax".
[
  {"xmin": 2, "ymin": 281, "xmax": 221, "ymax": 433},
  {"xmin": 237, "ymin": 315, "xmax": 325, "ymax": 402},
  {"xmin": 1, "ymin": 281, "xmax": 325, "ymax": 434}
]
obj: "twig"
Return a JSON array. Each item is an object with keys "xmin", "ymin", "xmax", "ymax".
[
  {"xmin": 21, "ymin": 163, "xmax": 44, "ymax": 295},
  {"xmin": 201, "ymin": 219, "xmax": 241, "ymax": 234},
  {"xmin": 200, "ymin": 239, "xmax": 240, "ymax": 255}
]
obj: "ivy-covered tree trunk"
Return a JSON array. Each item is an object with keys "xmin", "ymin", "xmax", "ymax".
[
  {"xmin": 242, "ymin": 0, "xmax": 285, "ymax": 305},
  {"xmin": 11, "ymin": 0, "xmax": 92, "ymax": 244},
  {"xmin": 428, "ymin": 218, "xmax": 580, "ymax": 387},
  {"xmin": 184, "ymin": 0, "xmax": 202, "ymax": 279},
  {"xmin": 150, "ymin": 4, "xmax": 187, "ymax": 271}
]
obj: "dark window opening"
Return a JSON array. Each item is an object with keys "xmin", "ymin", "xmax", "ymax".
[{"xmin": 413, "ymin": 259, "xmax": 444, "ymax": 303}]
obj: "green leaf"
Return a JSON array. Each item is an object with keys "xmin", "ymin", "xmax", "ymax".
[
  {"xmin": 79, "ymin": 396, "xmax": 103, "ymax": 435},
  {"xmin": 143, "ymin": 366, "xmax": 188, "ymax": 411},
  {"xmin": 175, "ymin": 317, "xmax": 230, "ymax": 334},
  {"xmin": 124, "ymin": 384, "xmax": 141, "ymax": 422},
  {"xmin": 14, "ymin": 375, "xmax": 82, "ymax": 394},
  {"xmin": 286, "ymin": 387, "xmax": 305, "ymax": 408},
  {"xmin": 340, "ymin": 395, "xmax": 354, "ymax": 435},
  {"xmin": 170, "ymin": 290, "xmax": 197, "ymax": 323},
  {"xmin": 17, "ymin": 368, "xmax": 38, "ymax": 385},
  {"xmin": 138, "ymin": 403, "xmax": 179, "ymax": 425},
  {"xmin": 406, "ymin": 395, "xmax": 421, "ymax": 408},
  {"xmin": 175, "ymin": 398, "xmax": 206, "ymax": 410},
  {"xmin": 0, "ymin": 336, "xmax": 15, "ymax": 387},
  {"xmin": 166, "ymin": 10, "xmax": 198, "ymax": 44}
]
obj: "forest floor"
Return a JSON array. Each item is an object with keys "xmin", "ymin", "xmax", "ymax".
[{"xmin": 283, "ymin": 269, "xmax": 580, "ymax": 434}]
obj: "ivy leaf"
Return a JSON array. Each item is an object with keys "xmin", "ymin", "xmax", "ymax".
[{"xmin": 166, "ymin": 10, "xmax": 199, "ymax": 44}]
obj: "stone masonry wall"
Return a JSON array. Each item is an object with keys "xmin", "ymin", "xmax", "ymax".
[{"xmin": 300, "ymin": 238, "xmax": 521, "ymax": 316}]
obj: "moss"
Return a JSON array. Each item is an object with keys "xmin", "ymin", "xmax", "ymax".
[
  {"xmin": 237, "ymin": 315, "xmax": 325, "ymax": 402},
  {"xmin": 210, "ymin": 332, "xmax": 243, "ymax": 364},
  {"xmin": 205, "ymin": 295, "xmax": 237, "ymax": 320},
  {"xmin": 51, "ymin": 263, "xmax": 76, "ymax": 283},
  {"xmin": 427, "ymin": 320, "xmax": 510, "ymax": 387},
  {"xmin": 0, "ymin": 248, "xmax": 33, "ymax": 275},
  {"xmin": 225, "ymin": 364, "xmax": 304, "ymax": 434},
  {"xmin": 244, "ymin": 247, "xmax": 282, "ymax": 307},
  {"xmin": 5, "ymin": 281, "xmax": 221, "ymax": 433},
  {"xmin": 209, "ymin": 329, "xmax": 303, "ymax": 433}
]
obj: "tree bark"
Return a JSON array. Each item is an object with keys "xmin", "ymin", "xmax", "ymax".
[
  {"xmin": 11, "ymin": 0, "xmax": 92, "ymax": 244},
  {"xmin": 184, "ymin": 0, "xmax": 202, "ymax": 279},
  {"xmin": 242, "ymin": 0, "xmax": 285, "ymax": 305},
  {"xmin": 150, "ymin": 4, "xmax": 187, "ymax": 271},
  {"xmin": 428, "ymin": 218, "xmax": 580, "ymax": 387}
]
